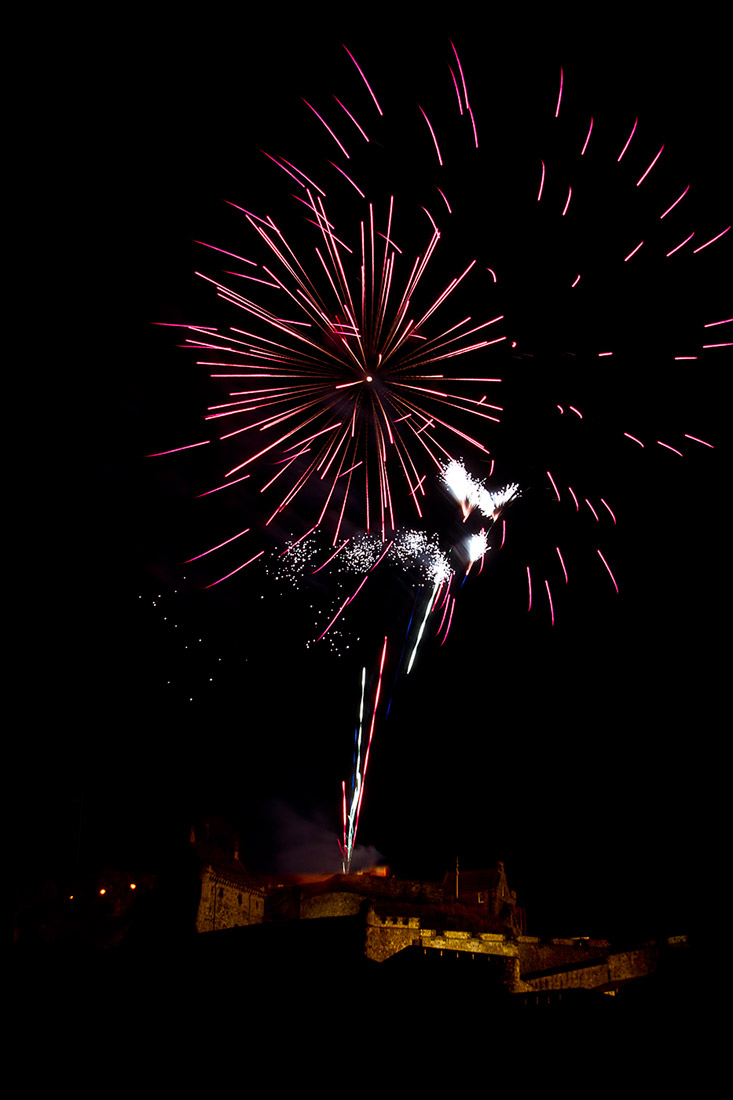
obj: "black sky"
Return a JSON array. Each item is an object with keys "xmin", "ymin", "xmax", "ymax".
[{"xmin": 22, "ymin": 12, "xmax": 728, "ymax": 938}]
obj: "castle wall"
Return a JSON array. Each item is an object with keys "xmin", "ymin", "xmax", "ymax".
[
  {"xmin": 365, "ymin": 910, "xmax": 422, "ymax": 962},
  {"xmin": 196, "ymin": 871, "xmax": 264, "ymax": 933},
  {"xmin": 517, "ymin": 937, "xmax": 612, "ymax": 976},
  {"xmin": 365, "ymin": 908, "xmax": 520, "ymax": 962},
  {"xmin": 300, "ymin": 891, "xmax": 364, "ymax": 920},
  {"xmin": 521, "ymin": 944, "xmax": 660, "ymax": 992}
]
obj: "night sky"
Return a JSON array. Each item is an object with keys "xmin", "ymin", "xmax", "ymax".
[{"xmin": 22, "ymin": 13, "xmax": 728, "ymax": 940}]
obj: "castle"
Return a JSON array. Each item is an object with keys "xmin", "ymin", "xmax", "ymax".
[
  {"xmin": 186, "ymin": 822, "xmax": 680, "ymax": 999},
  {"xmin": 14, "ymin": 819, "xmax": 687, "ymax": 1003}
]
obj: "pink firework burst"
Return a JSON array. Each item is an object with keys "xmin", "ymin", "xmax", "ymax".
[
  {"xmin": 150, "ymin": 37, "xmax": 723, "ymax": 637},
  {"xmin": 188, "ymin": 195, "xmax": 505, "ymax": 545}
]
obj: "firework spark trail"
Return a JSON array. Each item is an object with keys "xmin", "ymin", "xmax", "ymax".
[
  {"xmin": 322, "ymin": 49, "xmax": 718, "ymax": 839},
  {"xmin": 272, "ymin": 459, "xmax": 510, "ymax": 677},
  {"xmin": 149, "ymin": 43, "xmax": 723, "ymax": 867},
  {"xmin": 302, "ymin": 460, "xmax": 516, "ymax": 643},
  {"xmin": 442, "ymin": 459, "xmax": 519, "ymax": 521},
  {"xmin": 340, "ymin": 636, "xmax": 388, "ymax": 872},
  {"xmin": 467, "ymin": 529, "xmax": 489, "ymax": 568},
  {"xmin": 182, "ymin": 195, "xmax": 507, "ymax": 549},
  {"xmin": 407, "ymin": 575, "xmax": 442, "ymax": 674},
  {"xmin": 340, "ymin": 664, "xmax": 366, "ymax": 872},
  {"xmin": 517, "ymin": 61, "xmax": 725, "ymax": 623},
  {"xmin": 154, "ymin": 41, "xmax": 722, "ymax": 616},
  {"xmin": 151, "ymin": 44, "xmax": 541, "ymax": 600}
]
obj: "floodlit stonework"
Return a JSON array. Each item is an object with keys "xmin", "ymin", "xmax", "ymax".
[{"xmin": 191, "ymin": 823, "xmax": 265, "ymax": 933}]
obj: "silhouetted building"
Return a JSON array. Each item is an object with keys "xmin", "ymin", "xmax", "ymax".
[{"xmin": 190, "ymin": 821, "xmax": 265, "ymax": 931}]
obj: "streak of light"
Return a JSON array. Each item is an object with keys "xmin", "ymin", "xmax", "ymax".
[
  {"xmin": 556, "ymin": 546, "xmax": 568, "ymax": 583},
  {"xmin": 333, "ymin": 95, "xmax": 370, "ymax": 141},
  {"xmin": 147, "ymin": 440, "xmax": 210, "ymax": 457},
  {"xmin": 193, "ymin": 240, "xmax": 257, "ymax": 266},
  {"xmin": 439, "ymin": 597, "xmax": 456, "ymax": 645},
  {"xmin": 617, "ymin": 119, "xmax": 638, "ymax": 161},
  {"xmin": 636, "ymin": 145, "xmax": 664, "ymax": 186},
  {"xmin": 196, "ymin": 473, "xmax": 251, "ymax": 497},
  {"xmin": 184, "ymin": 527, "xmax": 251, "ymax": 562},
  {"xmin": 203, "ymin": 550, "xmax": 265, "ymax": 588},
  {"xmin": 666, "ymin": 232, "xmax": 695, "ymax": 257},
  {"xmin": 330, "ymin": 161, "xmax": 365, "ymax": 197},
  {"xmin": 545, "ymin": 579, "xmax": 554, "ymax": 626},
  {"xmin": 407, "ymin": 579, "xmax": 439, "ymax": 674},
  {"xmin": 343, "ymin": 44, "xmax": 383, "ymax": 115},
  {"xmin": 302, "ymin": 99, "xmax": 350, "ymax": 158},
  {"xmin": 451, "ymin": 41, "xmax": 471, "ymax": 110},
  {"xmin": 311, "ymin": 538, "xmax": 350, "ymax": 573},
  {"xmin": 660, "ymin": 186, "xmax": 689, "ymax": 219},
  {"xmin": 419, "ymin": 105, "xmax": 443, "ymax": 165},
  {"xmin": 555, "ymin": 67, "xmax": 563, "ymax": 118},
  {"xmin": 692, "ymin": 226, "xmax": 730, "ymax": 253},
  {"xmin": 596, "ymin": 549, "xmax": 618, "ymax": 593},
  {"xmin": 624, "ymin": 241, "xmax": 644, "ymax": 262}
]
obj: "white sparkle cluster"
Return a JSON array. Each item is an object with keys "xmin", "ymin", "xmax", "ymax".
[
  {"xmin": 267, "ymin": 537, "xmax": 318, "ymax": 583},
  {"xmin": 390, "ymin": 529, "xmax": 453, "ymax": 584},
  {"xmin": 272, "ymin": 528, "xmax": 453, "ymax": 589},
  {"xmin": 337, "ymin": 530, "xmax": 453, "ymax": 584},
  {"xmin": 442, "ymin": 460, "xmax": 519, "ymax": 519},
  {"xmin": 467, "ymin": 531, "xmax": 489, "ymax": 562}
]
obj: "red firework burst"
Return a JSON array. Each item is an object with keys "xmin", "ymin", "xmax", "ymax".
[{"xmin": 166, "ymin": 197, "xmax": 505, "ymax": 546}]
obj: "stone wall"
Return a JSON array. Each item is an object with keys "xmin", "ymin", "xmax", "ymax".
[
  {"xmin": 196, "ymin": 871, "xmax": 265, "ymax": 933},
  {"xmin": 365, "ymin": 909, "xmax": 422, "ymax": 962},
  {"xmin": 300, "ymin": 891, "xmax": 364, "ymax": 920},
  {"xmin": 521, "ymin": 944, "xmax": 660, "ymax": 992},
  {"xmin": 517, "ymin": 937, "xmax": 612, "ymax": 977}
]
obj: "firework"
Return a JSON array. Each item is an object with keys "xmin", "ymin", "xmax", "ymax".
[
  {"xmin": 340, "ymin": 636, "xmax": 388, "ymax": 873},
  {"xmin": 155, "ymin": 41, "xmax": 722, "ymax": 626},
  {"xmin": 442, "ymin": 459, "xmax": 519, "ymax": 523},
  {"xmin": 264, "ymin": 453, "xmax": 519, "ymax": 653},
  {"xmin": 174, "ymin": 191, "xmax": 505, "ymax": 551},
  {"xmin": 150, "ymin": 39, "xmax": 723, "ymax": 866}
]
